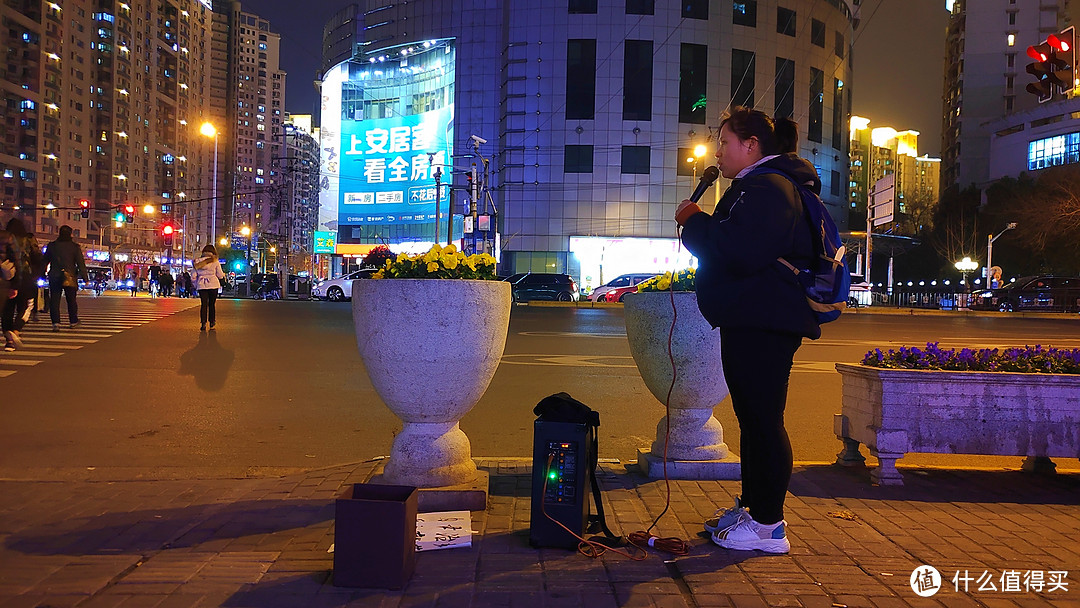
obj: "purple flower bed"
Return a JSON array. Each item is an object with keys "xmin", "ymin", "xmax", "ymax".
[{"xmin": 862, "ymin": 342, "xmax": 1080, "ymax": 374}]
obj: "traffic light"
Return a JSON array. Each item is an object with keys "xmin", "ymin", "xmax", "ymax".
[
  {"xmin": 162, "ymin": 223, "xmax": 174, "ymax": 247},
  {"xmin": 1026, "ymin": 42, "xmax": 1054, "ymax": 102},
  {"xmin": 124, "ymin": 204, "xmax": 135, "ymax": 223},
  {"xmin": 80, "ymin": 199, "xmax": 90, "ymax": 218},
  {"xmin": 1048, "ymin": 26, "xmax": 1075, "ymax": 93}
]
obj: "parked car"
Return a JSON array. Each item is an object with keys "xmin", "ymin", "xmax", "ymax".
[
  {"xmin": 504, "ymin": 272, "xmax": 579, "ymax": 302},
  {"xmin": 588, "ymin": 273, "xmax": 656, "ymax": 302},
  {"xmin": 596, "ymin": 282, "xmax": 646, "ymax": 303},
  {"xmin": 970, "ymin": 275, "xmax": 1080, "ymax": 313},
  {"xmin": 312, "ymin": 268, "xmax": 378, "ymax": 301}
]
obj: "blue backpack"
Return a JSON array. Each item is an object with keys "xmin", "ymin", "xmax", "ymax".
[{"xmin": 749, "ymin": 168, "xmax": 851, "ymax": 324}]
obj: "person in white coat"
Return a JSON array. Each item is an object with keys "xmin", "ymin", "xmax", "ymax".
[{"xmin": 192, "ymin": 244, "xmax": 226, "ymax": 331}]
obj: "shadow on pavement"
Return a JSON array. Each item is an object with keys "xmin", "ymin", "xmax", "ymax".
[
  {"xmin": 178, "ymin": 330, "xmax": 235, "ymax": 391},
  {"xmin": 4, "ymin": 499, "xmax": 331, "ymax": 556},
  {"xmin": 789, "ymin": 463, "xmax": 1080, "ymax": 504}
]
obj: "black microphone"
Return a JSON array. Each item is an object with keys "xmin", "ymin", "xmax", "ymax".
[{"xmin": 689, "ymin": 166, "xmax": 720, "ymax": 203}]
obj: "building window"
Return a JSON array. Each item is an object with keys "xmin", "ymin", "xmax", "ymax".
[
  {"xmin": 835, "ymin": 31, "xmax": 846, "ymax": 59},
  {"xmin": 565, "ymin": 145, "xmax": 594, "ymax": 173},
  {"xmin": 623, "ymin": 39, "xmax": 653, "ymax": 121},
  {"xmin": 569, "ymin": 0, "xmax": 597, "ymax": 14},
  {"xmin": 1006, "ymin": 75, "xmax": 1014, "ymax": 90},
  {"xmin": 1005, "ymin": 96, "xmax": 1014, "ymax": 113},
  {"xmin": 1008, "ymin": 11, "xmax": 1016, "ymax": 25},
  {"xmin": 683, "ymin": 0, "xmax": 708, "ymax": 20},
  {"xmin": 567, "ymin": 39, "xmax": 596, "ymax": 120},
  {"xmin": 621, "ymin": 145, "xmax": 651, "ymax": 174},
  {"xmin": 1007, "ymin": 33, "xmax": 1015, "ymax": 46},
  {"xmin": 809, "ymin": 67, "xmax": 824, "ymax": 143},
  {"xmin": 680, "ymin": 43, "xmax": 708, "ymax": 124},
  {"xmin": 1028, "ymin": 132, "xmax": 1080, "ymax": 170},
  {"xmin": 1007, "ymin": 53, "xmax": 1015, "ymax": 69},
  {"xmin": 831, "ymin": 170, "xmax": 841, "ymax": 197},
  {"xmin": 832, "ymin": 78, "xmax": 844, "ymax": 150},
  {"xmin": 775, "ymin": 57, "xmax": 794, "ymax": 119},
  {"xmin": 626, "ymin": 0, "xmax": 654, "ymax": 14},
  {"xmin": 777, "ymin": 7, "xmax": 796, "ymax": 36},
  {"xmin": 731, "ymin": 49, "xmax": 756, "ymax": 108},
  {"xmin": 733, "ymin": 1, "xmax": 756, "ymax": 26},
  {"xmin": 811, "ymin": 18, "xmax": 825, "ymax": 47}
]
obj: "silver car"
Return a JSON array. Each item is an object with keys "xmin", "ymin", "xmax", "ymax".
[{"xmin": 312, "ymin": 268, "xmax": 377, "ymax": 301}]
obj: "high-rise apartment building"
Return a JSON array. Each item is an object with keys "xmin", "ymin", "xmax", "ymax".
[
  {"xmin": 849, "ymin": 116, "xmax": 940, "ymax": 236},
  {"xmin": 210, "ymin": 1, "xmax": 284, "ymax": 271},
  {"xmin": 280, "ymin": 114, "xmax": 320, "ymax": 274},
  {"xmin": 942, "ymin": 0, "xmax": 1080, "ymax": 190},
  {"xmin": 1, "ymin": 0, "xmax": 286, "ymax": 278},
  {"xmin": 2, "ymin": 0, "xmax": 214, "ymax": 259}
]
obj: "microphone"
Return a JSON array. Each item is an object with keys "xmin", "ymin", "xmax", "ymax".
[{"xmin": 689, "ymin": 166, "xmax": 720, "ymax": 203}]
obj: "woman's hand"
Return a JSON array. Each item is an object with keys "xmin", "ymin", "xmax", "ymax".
[{"xmin": 675, "ymin": 199, "xmax": 702, "ymax": 225}]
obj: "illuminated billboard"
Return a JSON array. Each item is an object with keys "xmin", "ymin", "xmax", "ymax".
[
  {"xmin": 313, "ymin": 231, "xmax": 337, "ymax": 254},
  {"xmin": 338, "ymin": 105, "xmax": 453, "ymax": 226}
]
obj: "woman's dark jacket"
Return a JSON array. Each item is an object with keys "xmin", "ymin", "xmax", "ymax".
[{"xmin": 680, "ymin": 153, "xmax": 821, "ymax": 340}]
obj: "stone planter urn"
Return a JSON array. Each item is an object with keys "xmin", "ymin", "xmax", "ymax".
[
  {"xmin": 623, "ymin": 291, "xmax": 739, "ymax": 479},
  {"xmin": 352, "ymin": 279, "xmax": 511, "ymax": 506},
  {"xmin": 835, "ymin": 363, "xmax": 1080, "ymax": 485}
]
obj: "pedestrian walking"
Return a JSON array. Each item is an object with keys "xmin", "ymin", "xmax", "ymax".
[
  {"xmin": 129, "ymin": 269, "xmax": 139, "ymax": 296},
  {"xmin": 2, "ymin": 219, "xmax": 44, "ymax": 350},
  {"xmin": 43, "ymin": 225, "xmax": 88, "ymax": 331},
  {"xmin": 160, "ymin": 268, "xmax": 175, "ymax": 297},
  {"xmin": 183, "ymin": 271, "xmax": 194, "ymax": 299},
  {"xmin": 675, "ymin": 107, "xmax": 821, "ymax": 554},
  {"xmin": 0, "ymin": 230, "xmax": 16, "ymax": 351},
  {"xmin": 193, "ymin": 244, "xmax": 225, "ymax": 331}
]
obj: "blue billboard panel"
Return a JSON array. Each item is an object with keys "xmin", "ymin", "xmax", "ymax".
[{"xmin": 338, "ymin": 105, "xmax": 453, "ymax": 226}]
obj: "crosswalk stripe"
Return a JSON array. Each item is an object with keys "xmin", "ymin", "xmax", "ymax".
[
  {"xmin": 20, "ymin": 344, "xmax": 81, "ymax": 350},
  {"xmin": 2, "ymin": 350, "xmax": 62, "ymax": 357},
  {"xmin": 0, "ymin": 370, "xmax": 15, "ymax": 377},
  {"xmin": 0, "ymin": 359, "xmax": 40, "ymax": 366},
  {"xmin": 17, "ymin": 337, "xmax": 97, "ymax": 344}
]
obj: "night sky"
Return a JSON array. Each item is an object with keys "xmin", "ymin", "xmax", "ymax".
[{"xmin": 245, "ymin": 0, "xmax": 948, "ymax": 155}]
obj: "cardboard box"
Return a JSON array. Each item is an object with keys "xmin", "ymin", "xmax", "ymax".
[{"xmin": 333, "ymin": 483, "xmax": 417, "ymax": 588}]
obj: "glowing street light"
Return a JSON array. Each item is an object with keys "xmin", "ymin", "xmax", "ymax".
[
  {"xmin": 200, "ymin": 122, "xmax": 219, "ymax": 248},
  {"xmin": 142, "ymin": 204, "xmax": 155, "ymax": 214}
]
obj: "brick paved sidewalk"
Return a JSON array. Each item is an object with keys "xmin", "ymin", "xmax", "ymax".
[{"xmin": 0, "ymin": 459, "xmax": 1077, "ymax": 608}]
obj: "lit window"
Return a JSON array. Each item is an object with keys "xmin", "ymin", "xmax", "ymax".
[{"xmin": 1007, "ymin": 33, "xmax": 1015, "ymax": 46}]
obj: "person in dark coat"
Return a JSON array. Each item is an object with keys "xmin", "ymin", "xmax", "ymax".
[
  {"xmin": 2, "ymin": 219, "xmax": 43, "ymax": 350},
  {"xmin": 43, "ymin": 225, "xmax": 88, "ymax": 331},
  {"xmin": 675, "ymin": 107, "xmax": 818, "ymax": 554}
]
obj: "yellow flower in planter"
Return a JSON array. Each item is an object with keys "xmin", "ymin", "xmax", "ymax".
[{"xmin": 373, "ymin": 244, "xmax": 497, "ymax": 280}]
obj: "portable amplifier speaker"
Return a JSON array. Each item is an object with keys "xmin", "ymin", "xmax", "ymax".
[{"xmin": 529, "ymin": 419, "xmax": 594, "ymax": 549}]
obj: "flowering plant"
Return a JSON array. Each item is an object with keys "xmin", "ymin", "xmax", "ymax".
[
  {"xmin": 636, "ymin": 268, "xmax": 696, "ymax": 293},
  {"xmin": 862, "ymin": 342, "xmax": 1080, "ymax": 374},
  {"xmin": 372, "ymin": 243, "xmax": 497, "ymax": 280}
]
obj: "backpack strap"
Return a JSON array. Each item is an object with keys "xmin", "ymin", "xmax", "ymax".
[{"xmin": 743, "ymin": 167, "xmax": 818, "ymax": 275}]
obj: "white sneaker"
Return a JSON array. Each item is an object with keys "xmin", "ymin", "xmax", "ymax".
[
  {"xmin": 711, "ymin": 512, "xmax": 790, "ymax": 554},
  {"xmin": 8, "ymin": 330, "xmax": 23, "ymax": 348},
  {"xmin": 704, "ymin": 496, "xmax": 748, "ymax": 534}
]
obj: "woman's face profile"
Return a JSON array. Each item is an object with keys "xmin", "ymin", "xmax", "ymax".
[{"xmin": 716, "ymin": 123, "xmax": 760, "ymax": 179}]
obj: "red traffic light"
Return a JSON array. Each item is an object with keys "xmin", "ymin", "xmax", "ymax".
[
  {"xmin": 1028, "ymin": 45, "xmax": 1048, "ymax": 61},
  {"xmin": 79, "ymin": 199, "xmax": 89, "ymax": 208},
  {"xmin": 124, "ymin": 204, "xmax": 135, "ymax": 213},
  {"xmin": 1048, "ymin": 34, "xmax": 1070, "ymax": 52},
  {"xmin": 162, "ymin": 224, "xmax": 175, "ymax": 235}
]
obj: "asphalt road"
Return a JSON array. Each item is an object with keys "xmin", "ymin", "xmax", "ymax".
[{"xmin": 2, "ymin": 294, "xmax": 1078, "ymax": 481}]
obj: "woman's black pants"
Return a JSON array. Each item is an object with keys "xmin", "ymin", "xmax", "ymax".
[
  {"xmin": 719, "ymin": 326, "xmax": 802, "ymax": 526},
  {"xmin": 199, "ymin": 289, "xmax": 218, "ymax": 326}
]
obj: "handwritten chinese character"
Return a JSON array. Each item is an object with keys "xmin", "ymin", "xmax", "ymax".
[
  {"xmin": 434, "ymin": 533, "xmax": 459, "ymax": 542},
  {"xmin": 977, "ymin": 570, "xmax": 997, "ymax": 592},
  {"xmin": 439, "ymin": 524, "xmax": 463, "ymax": 530}
]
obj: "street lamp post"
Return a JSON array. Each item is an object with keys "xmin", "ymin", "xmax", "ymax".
[
  {"xmin": 240, "ymin": 225, "xmax": 252, "ymax": 280},
  {"xmin": 955, "ymin": 256, "xmax": 979, "ymax": 306},
  {"xmin": 986, "ymin": 222, "xmax": 1017, "ymax": 285},
  {"xmin": 200, "ymin": 122, "xmax": 219, "ymax": 249}
]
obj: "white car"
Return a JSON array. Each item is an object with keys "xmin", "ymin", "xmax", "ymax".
[
  {"xmin": 587, "ymin": 273, "xmax": 656, "ymax": 302},
  {"xmin": 312, "ymin": 268, "xmax": 377, "ymax": 301}
]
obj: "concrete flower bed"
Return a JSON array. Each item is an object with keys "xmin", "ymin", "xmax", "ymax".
[{"xmin": 834, "ymin": 363, "xmax": 1080, "ymax": 485}]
